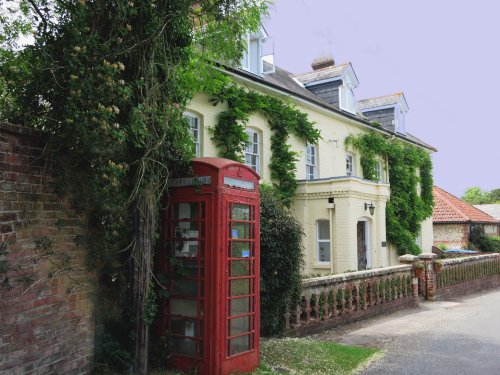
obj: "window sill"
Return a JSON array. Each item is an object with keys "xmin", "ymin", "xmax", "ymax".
[{"xmin": 313, "ymin": 263, "xmax": 331, "ymax": 269}]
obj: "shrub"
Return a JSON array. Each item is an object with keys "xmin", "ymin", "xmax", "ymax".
[
  {"xmin": 260, "ymin": 185, "xmax": 305, "ymax": 336},
  {"xmin": 469, "ymin": 225, "xmax": 500, "ymax": 252},
  {"xmin": 437, "ymin": 243, "xmax": 448, "ymax": 251},
  {"xmin": 483, "ymin": 236, "xmax": 500, "ymax": 253}
]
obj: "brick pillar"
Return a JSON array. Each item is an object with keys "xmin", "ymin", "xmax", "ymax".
[
  {"xmin": 398, "ymin": 254, "xmax": 420, "ymax": 301},
  {"xmin": 419, "ymin": 253, "xmax": 438, "ymax": 301}
]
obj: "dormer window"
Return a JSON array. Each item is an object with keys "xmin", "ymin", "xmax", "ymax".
[
  {"xmin": 339, "ymin": 84, "xmax": 356, "ymax": 114},
  {"xmin": 357, "ymin": 92, "xmax": 409, "ymax": 135},
  {"xmin": 240, "ymin": 27, "xmax": 271, "ymax": 75},
  {"xmin": 396, "ymin": 107, "xmax": 406, "ymax": 134}
]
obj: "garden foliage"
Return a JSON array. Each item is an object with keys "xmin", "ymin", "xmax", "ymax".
[
  {"xmin": 346, "ymin": 131, "xmax": 434, "ymax": 255},
  {"xmin": 260, "ymin": 185, "xmax": 305, "ymax": 336},
  {"xmin": 210, "ymin": 85, "xmax": 320, "ymax": 205},
  {"xmin": 1, "ymin": 0, "xmax": 269, "ymax": 372}
]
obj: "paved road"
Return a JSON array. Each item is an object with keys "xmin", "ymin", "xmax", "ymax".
[{"xmin": 312, "ymin": 289, "xmax": 500, "ymax": 375}]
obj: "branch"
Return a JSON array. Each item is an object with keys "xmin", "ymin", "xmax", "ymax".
[{"xmin": 26, "ymin": 0, "xmax": 48, "ymax": 35}]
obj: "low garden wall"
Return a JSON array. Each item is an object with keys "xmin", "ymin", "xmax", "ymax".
[
  {"xmin": 286, "ymin": 265, "xmax": 418, "ymax": 335},
  {"xmin": 436, "ymin": 254, "xmax": 500, "ymax": 300}
]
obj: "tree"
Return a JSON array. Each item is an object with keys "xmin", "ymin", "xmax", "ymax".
[
  {"xmin": 462, "ymin": 187, "xmax": 500, "ymax": 205},
  {"xmin": 1, "ymin": 0, "xmax": 269, "ymax": 373}
]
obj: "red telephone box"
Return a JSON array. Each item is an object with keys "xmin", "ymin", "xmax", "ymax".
[{"xmin": 158, "ymin": 157, "xmax": 260, "ymax": 375}]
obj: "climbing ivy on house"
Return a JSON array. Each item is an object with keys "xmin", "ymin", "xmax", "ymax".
[
  {"xmin": 209, "ymin": 84, "xmax": 320, "ymax": 204},
  {"xmin": 345, "ymin": 131, "xmax": 434, "ymax": 255}
]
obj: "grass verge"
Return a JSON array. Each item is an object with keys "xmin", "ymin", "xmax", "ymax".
[
  {"xmin": 254, "ymin": 337, "xmax": 378, "ymax": 374},
  {"xmin": 150, "ymin": 337, "xmax": 378, "ymax": 375}
]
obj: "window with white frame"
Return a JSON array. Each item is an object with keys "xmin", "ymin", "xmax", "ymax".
[
  {"xmin": 339, "ymin": 84, "xmax": 356, "ymax": 114},
  {"xmin": 346, "ymin": 153, "xmax": 355, "ymax": 177},
  {"xmin": 317, "ymin": 220, "xmax": 331, "ymax": 263},
  {"xmin": 396, "ymin": 107, "xmax": 406, "ymax": 134},
  {"xmin": 376, "ymin": 160, "xmax": 383, "ymax": 181},
  {"xmin": 245, "ymin": 129, "xmax": 260, "ymax": 172},
  {"xmin": 183, "ymin": 112, "xmax": 201, "ymax": 157},
  {"xmin": 305, "ymin": 143, "xmax": 317, "ymax": 180},
  {"xmin": 240, "ymin": 29, "xmax": 268, "ymax": 75}
]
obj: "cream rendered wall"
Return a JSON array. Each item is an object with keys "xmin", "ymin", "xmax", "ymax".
[
  {"xmin": 294, "ymin": 179, "xmax": 390, "ymax": 275},
  {"xmin": 420, "ymin": 216, "xmax": 434, "ymax": 252},
  {"xmin": 186, "ymin": 76, "xmax": 431, "ymax": 275}
]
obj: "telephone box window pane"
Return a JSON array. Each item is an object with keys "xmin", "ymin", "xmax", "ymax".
[
  {"xmin": 173, "ymin": 279, "xmax": 198, "ymax": 297},
  {"xmin": 170, "ymin": 337, "xmax": 198, "ymax": 357},
  {"xmin": 232, "ymin": 204, "xmax": 251, "ymax": 220},
  {"xmin": 231, "ymin": 223, "xmax": 251, "ymax": 239},
  {"xmin": 230, "ymin": 335, "xmax": 250, "ymax": 356},
  {"xmin": 230, "ymin": 316, "xmax": 251, "ymax": 336},
  {"xmin": 230, "ymin": 297, "xmax": 250, "ymax": 316},
  {"xmin": 231, "ymin": 242, "xmax": 251, "ymax": 258},
  {"xmin": 178, "ymin": 259, "xmax": 200, "ymax": 277},
  {"xmin": 174, "ymin": 222, "xmax": 199, "ymax": 239},
  {"xmin": 171, "ymin": 318, "xmax": 198, "ymax": 337},
  {"xmin": 171, "ymin": 299, "xmax": 198, "ymax": 317},
  {"xmin": 231, "ymin": 279, "xmax": 250, "ymax": 296},
  {"xmin": 174, "ymin": 241, "xmax": 198, "ymax": 257},
  {"xmin": 175, "ymin": 202, "xmax": 199, "ymax": 220},
  {"xmin": 231, "ymin": 260, "xmax": 250, "ymax": 277}
]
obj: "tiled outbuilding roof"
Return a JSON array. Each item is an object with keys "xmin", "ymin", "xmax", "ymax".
[
  {"xmin": 292, "ymin": 63, "xmax": 351, "ymax": 85},
  {"xmin": 356, "ymin": 92, "xmax": 404, "ymax": 112},
  {"xmin": 474, "ymin": 204, "xmax": 500, "ymax": 220},
  {"xmin": 433, "ymin": 187, "xmax": 499, "ymax": 224}
]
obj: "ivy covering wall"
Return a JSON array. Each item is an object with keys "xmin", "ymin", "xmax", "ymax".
[
  {"xmin": 209, "ymin": 84, "xmax": 320, "ymax": 205},
  {"xmin": 346, "ymin": 132, "xmax": 434, "ymax": 255}
]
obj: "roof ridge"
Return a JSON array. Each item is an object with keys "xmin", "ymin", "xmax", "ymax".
[
  {"xmin": 291, "ymin": 62, "xmax": 350, "ymax": 78},
  {"xmin": 357, "ymin": 92, "xmax": 404, "ymax": 103}
]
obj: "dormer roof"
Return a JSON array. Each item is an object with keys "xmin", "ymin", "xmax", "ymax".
[
  {"xmin": 357, "ymin": 92, "xmax": 409, "ymax": 112},
  {"xmin": 292, "ymin": 63, "xmax": 359, "ymax": 88}
]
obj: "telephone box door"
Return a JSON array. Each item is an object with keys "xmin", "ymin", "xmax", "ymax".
[
  {"xmin": 164, "ymin": 196, "xmax": 213, "ymax": 371},
  {"xmin": 222, "ymin": 195, "xmax": 260, "ymax": 373}
]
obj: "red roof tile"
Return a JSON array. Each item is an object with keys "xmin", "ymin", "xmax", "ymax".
[{"xmin": 433, "ymin": 186, "xmax": 499, "ymax": 224}]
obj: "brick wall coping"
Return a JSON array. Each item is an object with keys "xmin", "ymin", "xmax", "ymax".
[
  {"xmin": 303, "ymin": 265, "xmax": 412, "ymax": 288},
  {"xmin": 441, "ymin": 253, "xmax": 500, "ymax": 266},
  {"xmin": 0, "ymin": 122, "xmax": 45, "ymax": 138}
]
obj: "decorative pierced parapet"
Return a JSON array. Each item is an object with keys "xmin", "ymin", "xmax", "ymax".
[
  {"xmin": 436, "ymin": 253, "xmax": 500, "ymax": 289},
  {"xmin": 287, "ymin": 265, "xmax": 414, "ymax": 331}
]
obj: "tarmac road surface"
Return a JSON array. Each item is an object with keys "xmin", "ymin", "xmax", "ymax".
[{"xmin": 311, "ymin": 289, "xmax": 500, "ymax": 375}]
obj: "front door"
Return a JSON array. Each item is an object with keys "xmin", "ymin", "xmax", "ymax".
[{"xmin": 357, "ymin": 222, "xmax": 367, "ymax": 270}]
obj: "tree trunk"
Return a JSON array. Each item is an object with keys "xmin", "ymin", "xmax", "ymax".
[{"xmin": 133, "ymin": 189, "xmax": 155, "ymax": 374}]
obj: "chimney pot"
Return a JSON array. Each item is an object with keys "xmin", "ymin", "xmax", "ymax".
[{"xmin": 311, "ymin": 55, "xmax": 335, "ymax": 70}]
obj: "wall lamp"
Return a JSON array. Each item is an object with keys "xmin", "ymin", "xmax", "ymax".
[{"xmin": 365, "ymin": 202, "xmax": 375, "ymax": 216}]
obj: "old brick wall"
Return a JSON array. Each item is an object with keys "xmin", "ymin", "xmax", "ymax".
[{"xmin": 0, "ymin": 123, "xmax": 95, "ymax": 375}]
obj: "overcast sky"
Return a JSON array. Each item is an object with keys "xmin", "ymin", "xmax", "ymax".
[{"xmin": 264, "ymin": 0, "xmax": 500, "ymax": 197}]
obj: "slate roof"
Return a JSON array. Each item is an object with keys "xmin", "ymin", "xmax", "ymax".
[
  {"xmin": 223, "ymin": 64, "xmax": 436, "ymax": 151},
  {"xmin": 291, "ymin": 63, "xmax": 351, "ymax": 85},
  {"xmin": 356, "ymin": 92, "xmax": 404, "ymax": 112},
  {"xmin": 433, "ymin": 187, "xmax": 499, "ymax": 224},
  {"xmin": 473, "ymin": 204, "xmax": 500, "ymax": 220}
]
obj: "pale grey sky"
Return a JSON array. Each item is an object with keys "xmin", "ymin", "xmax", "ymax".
[{"xmin": 265, "ymin": 0, "xmax": 500, "ymax": 197}]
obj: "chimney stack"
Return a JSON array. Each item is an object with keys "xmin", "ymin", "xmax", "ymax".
[{"xmin": 311, "ymin": 55, "xmax": 335, "ymax": 71}]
